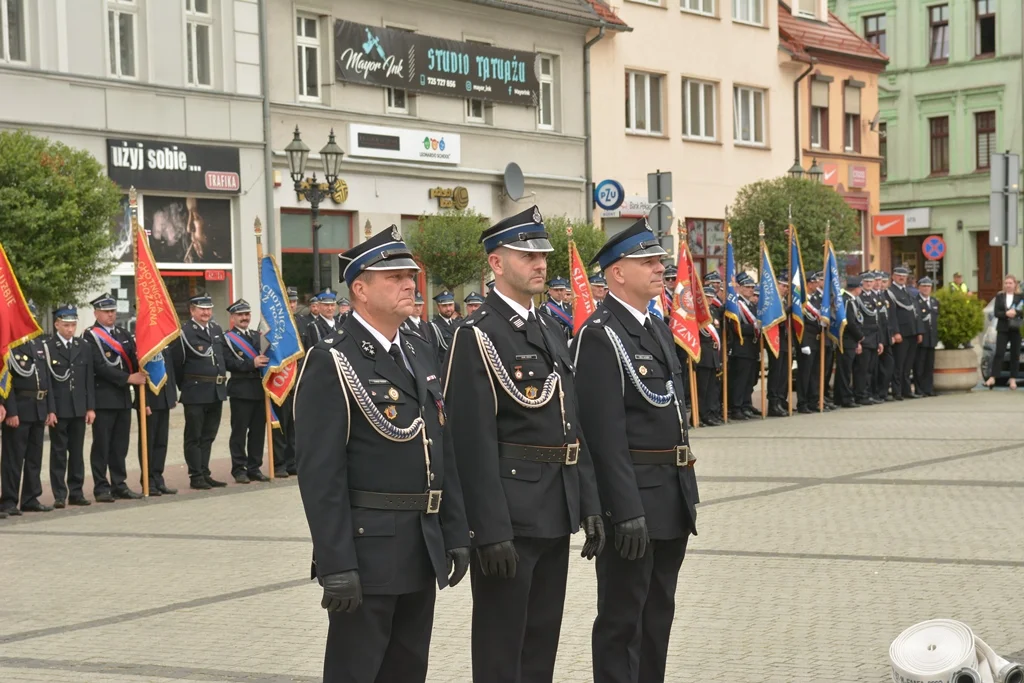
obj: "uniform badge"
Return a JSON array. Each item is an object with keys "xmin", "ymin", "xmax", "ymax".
[
  {"xmin": 533, "ymin": 207, "xmax": 543, "ymax": 224},
  {"xmin": 387, "ymin": 387, "xmax": 399, "ymax": 401},
  {"xmin": 384, "ymin": 405, "xmax": 398, "ymax": 420},
  {"xmin": 513, "ymin": 366, "xmax": 523, "ymax": 380},
  {"xmin": 391, "ymin": 225, "xmax": 402, "ymax": 241},
  {"xmin": 435, "ymin": 398, "xmax": 446, "ymax": 426},
  {"xmin": 197, "ymin": 345, "xmax": 204, "ymax": 352},
  {"xmin": 639, "ymin": 365, "xmax": 648, "ymax": 376},
  {"xmin": 524, "ymin": 386, "xmax": 538, "ymax": 399},
  {"xmin": 105, "ymin": 352, "xmax": 113, "ymax": 358},
  {"xmin": 361, "ymin": 341, "xmax": 376, "ymax": 357}
]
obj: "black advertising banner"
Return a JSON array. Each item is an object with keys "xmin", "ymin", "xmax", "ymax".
[
  {"xmin": 334, "ymin": 20, "xmax": 538, "ymax": 106},
  {"xmin": 107, "ymin": 138, "xmax": 241, "ymax": 194}
]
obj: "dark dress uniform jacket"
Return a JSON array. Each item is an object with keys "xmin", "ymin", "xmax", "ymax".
[
  {"xmin": 4, "ymin": 340, "xmax": 56, "ymax": 421},
  {"xmin": 86, "ymin": 325, "xmax": 138, "ymax": 410},
  {"xmin": 843, "ymin": 293, "xmax": 864, "ymax": 347},
  {"xmin": 729, "ymin": 296, "xmax": 759, "ymax": 360},
  {"xmin": 855, "ymin": 294, "xmax": 878, "ymax": 347},
  {"xmin": 431, "ymin": 314, "xmax": 455, "ymax": 354},
  {"xmin": 917, "ymin": 296, "xmax": 940, "ymax": 347},
  {"xmin": 171, "ymin": 321, "xmax": 228, "ymax": 404},
  {"xmin": 443, "ymin": 293, "xmax": 600, "ymax": 548},
  {"xmin": 43, "ymin": 336, "xmax": 95, "ymax": 418},
  {"xmin": 698, "ymin": 300, "xmax": 724, "ymax": 369},
  {"xmin": 304, "ymin": 316, "xmax": 336, "ymax": 349},
  {"xmin": 224, "ymin": 328, "xmax": 264, "ymax": 400},
  {"xmin": 887, "ymin": 285, "xmax": 918, "ymax": 336},
  {"xmin": 294, "ymin": 316, "xmax": 469, "ymax": 594},
  {"xmin": 574, "ymin": 297, "xmax": 698, "ymax": 540}
]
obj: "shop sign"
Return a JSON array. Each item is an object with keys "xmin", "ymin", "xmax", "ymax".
[
  {"xmin": 348, "ymin": 124, "xmax": 461, "ymax": 165},
  {"xmin": 429, "ymin": 186, "xmax": 469, "ymax": 210},
  {"xmin": 204, "ymin": 270, "xmax": 226, "ymax": 281},
  {"xmin": 879, "ymin": 207, "xmax": 931, "ymax": 230},
  {"xmin": 601, "ymin": 195, "xmax": 655, "ymax": 219},
  {"xmin": 822, "ymin": 163, "xmax": 839, "ymax": 186},
  {"xmin": 107, "ymin": 138, "xmax": 241, "ymax": 194},
  {"xmin": 849, "ymin": 165, "xmax": 867, "ymax": 188}
]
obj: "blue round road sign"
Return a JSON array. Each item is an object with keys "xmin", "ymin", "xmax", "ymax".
[
  {"xmin": 594, "ymin": 179, "xmax": 625, "ymax": 211},
  {"xmin": 922, "ymin": 235, "xmax": 946, "ymax": 261}
]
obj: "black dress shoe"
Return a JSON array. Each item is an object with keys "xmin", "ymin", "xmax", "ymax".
[
  {"xmin": 233, "ymin": 473, "xmax": 251, "ymax": 484},
  {"xmin": 53, "ymin": 499, "xmax": 66, "ymax": 509},
  {"xmin": 798, "ymin": 405, "xmax": 814, "ymax": 414},
  {"xmin": 248, "ymin": 471, "xmax": 271, "ymax": 482},
  {"xmin": 114, "ymin": 487, "xmax": 143, "ymax": 500},
  {"xmin": 883, "ymin": 395, "xmax": 895, "ymax": 402},
  {"xmin": 147, "ymin": 486, "xmax": 162, "ymax": 497},
  {"xmin": 2, "ymin": 507, "xmax": 22, "ymax": 516},
  {"xmin": 156, "ymin": 484, "xmax": 177, "ymax": 495},
  {"xmin": 706, "ymin": 417, "xmax": 723, "ymax": 426},
  {"xmin": 729, "ymin": 411, "xmax": 750, "ymax": 421},
  {"xmin": 273, "ymin": 469, "xmax": 289, "ymax": 479},
  {"xmin": 0, "ymin": 510, "xmax": 6, "ymax": 519},
  {"xmin": 69, "ymin": 496, "xmax": 91, "ymax": 506},
  {"xmin": 21, "ymin": 501, "xmax": 54, "ymax": 512},
  {"xmin": 743, "ymin": 409, "xmax": 759, "ymax": 419},
  {"xmin": 840, "ymin": 402, "xmax": 860, "ymax": 408},
  {"xmin": 911, "ymin": 393, "xmax": 926, "ymax": 399},
  {"xmin": 204, "ymin": 476, "xmax": 227, "ymax": 488},
  {"xmin": 190, "ymin": 478, "xmax": 212, "ymax": 490},
  {"xmin": 286, "ymin": 469, "xmax": 298, "ymax": 476},
  {"xmin": 95, "ymin": 492, "xmax": 116, "ymax": 503}
]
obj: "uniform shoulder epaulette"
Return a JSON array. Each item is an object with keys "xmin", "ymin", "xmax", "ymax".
[{"xmin": 315, "ymin": 330, "xmax": 345, "ymax": 349}]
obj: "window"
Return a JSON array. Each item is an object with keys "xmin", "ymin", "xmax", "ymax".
[
  {"xmin": 795, "ymin": 0, "xmax": 817, "ymax": 17},
  {"xmin": 844, "ymin": 83, "xmax": 861, "ymax": 152},
  {"xmin": 466, "ymin": 98, "xmax": 485, "ymax": 123},
  {"xmin": 296, "ymin": 14, "xmax": 320, "ymax": 100},
  {"xmin": 1, "ymin": 0, "xmax": 26, "ymax": 63},
  {"xmin": 975, "ymin": 0, "xmax": 995, "ymax": 57},
  {"xmin": 732, "ymin": 0, "xmax": 763, "ymax": 25},
  {"xmin": 929, "ymin": 116, "xmax": 949, "ymax": 174},
  {"xmin": 929, "ymin": 5, "xmax": 950, "ymax": 64},
  {"xmin": 185, "ymin": 0, "xmax": 212, "ymax": 87},
  {"xmin": 864, "ymin": 14, "xmax": 886, "ymax": 54},
  {"xmin": 682, "ymin": 0, "xmax": 714, "ymax": 16},
  {"xmin": 809, "ymin": 79, "xmax": 828, "ymax": 149},
  {"xmin": 879, "ymin": 122, "xmax": 888, "ymax": 179},
  {"xmin": 538, "ymin": 54, "xmax": 556, "ymax": 130},
  {"xmin": 733, "ymin": 85, "xmax": 765, "ymax": 145},
  {"xmin": 625, "ymin": 71, "xmax": 663, "ymax": 135},
  {"xmin": 976, "ymin": 111, "xmax": 995, "ymax": 170},
  {"xmin": 107, "ymin": 0, "xmax": 137, "ymax": 78},
  {"xmin": 682, "ymin": 78, "xmax": 716, "ymax": 141},
  {"xmin": 386, "ymin": 87, "xmax": 408, "ymax": 114}
]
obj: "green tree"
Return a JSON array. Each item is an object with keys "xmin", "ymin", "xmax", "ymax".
[
  {"xmin": 544, "ymin": 215, "xmax": 605, "ymax": 281},
  {"xmin": 406, "ymin": 209, "xmax": 489, "ymax": 291},
  {"xmin": 0, "ymin": 129, "xmax": 122, "ymax": 307},
  {"xmin": 729, "ymin": 177, "xmax": 859, "ymax": 273}
]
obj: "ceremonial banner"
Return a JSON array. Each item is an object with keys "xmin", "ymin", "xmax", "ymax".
[
  {"xmin": 724, "ymin": 226, "xmax": 743, "ymax": 344},
  {"xmin": 790, "ymin": 224, "xmax": 807, "ymax": 343},
  {"xmin": 669, "ymin": 239, "xmax": 701, "ymax": 362},
  {"xmin": 133, "ymin": 209, "xmax": 181, "ymax": 393},
  {"xmin": 568, "ymin": 241, "xmax": 595, "ymax": 334},
  {"xmin": 259, "ymin": 255, "xmax": 304, "ymax": 406},
  {"xmin": 821, "ymin": 242, "xmax": 847, "ymax": 352},
  {"xmin": 0, "ymin": 241, "xmax": 42, "ymax": 399},
  {"xmin": 757, "ymin": 241, "xmax": 785, "ymax": 358}
]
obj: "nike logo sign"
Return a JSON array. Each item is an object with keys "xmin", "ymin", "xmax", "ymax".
[
  {"xmin": 877, "ymin": 219, "xmax": 901, "ymax": 231},
  {"xmin": 824, "ymin": 169, "xmax": 836, "ymax": 181}
]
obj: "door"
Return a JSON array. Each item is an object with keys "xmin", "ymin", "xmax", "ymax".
[{"xmin": 975, "ymin": 231, "xmax": 1003, "ymax": 303}]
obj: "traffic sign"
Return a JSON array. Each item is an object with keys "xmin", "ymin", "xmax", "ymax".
[
  {"xmin": 922, "ymin": 235, "xmax": 946, "ymax": 261},
  {"xmin": 594, "ymin": 179, "xmax": 625, "ymax": 211}
]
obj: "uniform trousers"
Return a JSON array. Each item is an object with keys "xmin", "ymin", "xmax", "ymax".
[
  {"xmin": 183, "ymin": 402, "xmax": 223, "ymax": 479},
  {"xmin": 728, "ymin": 358, "xmax": 757, "ymax": 413},
  {"xmin": 49, "ymin": 416, "xmax": 86, "ymax": 502},
  {"xmin": 90, "ymin": 408, "xmax": 131, "ymax": 495},
  {"xmin": 891, "ymin": 340, "xmax": 909, "ymax": 398},
  {"xmin": 903, "ymin": 338, "xmax": 919, "ymax": 395},
  {"xmin": 835, "ymin": 345, "xmax": 857, "ymax": 405},
  {"xmin": 470, "ymin": 535, "xmax": 569, "ymax": 683},
  {"xmin": 137, "ymin": 408, "xmax": 170, "ymax": 487},
  {"xmin": 796, "ymin": 345, "xmax": 816, "ymax": 410},
  {"xmin": 228, "ymin": 397, "xmax": 265, "ymax": 476},
  {"xmin": 1, "ymin": 420, "xmax": 45, "ymax": 509},
  {"xmin": 853, "ymin": 348, "xmax": 877, "ymax": 401},
  {"xmin": 695, "ymin": 366, "xmax": 719, "ymax": 421},
  {"xmin": 272, "ymin": 393, "xmax": 296, "ymax": 474},
  {"xmin": 874, "ymin": 346, "xmax": 894, "ymax": 399},
  {"xmin": 914, "ymin": 346, "xmax": 936, "ymax": 395},
  {"xmin": 324, "ymin": 586, "xmax": 436, "ymax": 683},
  {"xmin": 592, "ymin": 536, "xmax": 689, "ymax": 683},
  {"xmin": 767, "ymin": 352, "xmax": 788, "ymax": 405}
]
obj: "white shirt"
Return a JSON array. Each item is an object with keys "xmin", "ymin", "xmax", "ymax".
[
  {"xmin": 58, "ymin": 334, "xmax": 73, "ymax": 348},
  {"xmin": 190, "ymin": 318, "xmax": 208, "ymax": 334},
  {"xmin": 608, "ymin": 291, "xmax": 650, "ymax": 327},
  {"xmin": 1006, "ymin": 293, "xmax": 1014, "ymax": 310},
  {"xmin": 350, "ymin": 310, "xmax": 411, "ymax": 372},
  {"xmin": 493, "ymin": 285, "xmax": 536, "ymax": 320},
  {"xmin": 320, "ymin": 315, "xmax": 336, "ymax": 329}
]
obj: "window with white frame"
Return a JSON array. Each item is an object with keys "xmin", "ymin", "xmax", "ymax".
[
  {"xmin": 185, "ymin": 0, "xmax": 212, "ymax": 87},
  {"xmin": 108, "ymin": 0, "xmax": 138, "ymax": 78},
  {"xmin": 625, "ymin": 71, "xmax": 663, "ymax": 135},
  {"xmin": 809, "ymin": 79, "xmax": 828, "ymax": 149},
  {"xmin": 466, "ymin": 98, "xmax": 486, "ymax": 123},
  {"xmin": 733, "ymin": 85, "xmax": 765, "ymax": 145},
  {"xmin": 682, "ymin": 78, "xmax": 716, "ymax": 141},
  {"xmin": 296, "ymin": 14, "xmax": 320, "ymax": 101},
  {"xmin": 1, "ymin": 0, "xmax": 26, "ymax": 63},
  {"xmin": 538, "ymin": 54, "xmax": 556, "ymax": 130},
  {"xmin": 682, "ymin": 0, "xmax": 714, "ymax": 16},
  {"xmin": 795, "ymin": 0, "xmax": 817, "ymax": 17},
  {"xmin": 385, "ymin": 26, "xmax": 413, "ymax": 114},
  {"xmin": 732, "ymin": 0, "xmax": 763, "ymax": 25}
]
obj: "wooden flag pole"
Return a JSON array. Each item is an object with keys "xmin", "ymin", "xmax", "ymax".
[
  {"xmin": 721, "ymin": 207, "xmax": 730, "ymax": 423},
  {"xmin": 818, "ymin": 220, "xmax": 830, "ymax": 413},
  {"xmin": 129, "ymin": 187, "xmax": 151, "ymax": 498},
  {"xmin": 255, "ymin": 218, "xmax": 275, "ymax": 480},
  {"xmin": 787, "ymin": 206, "xmax": 794, "ymax": 416},
  {"xmin": 688, "ymin": 357, "xmax": 699, "ymax": 428}
]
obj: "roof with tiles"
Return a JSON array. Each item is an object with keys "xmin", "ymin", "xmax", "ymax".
[
  {"xmin": 455, "ymin": 0, "xmax": 627, "ymax": 28},
  {"xmin": 777, "ymin": 1, "xmax": 888, "ymax": 66}
]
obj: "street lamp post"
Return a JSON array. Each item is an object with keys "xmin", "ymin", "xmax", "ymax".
[
  {"xmin": 285, "ymin": 126, "xmax": 345, "ymax": 294},
  {"xmin": 787, "ymin": 160, "xmax": 805, "ymax": 179},
  {"xmin": 807, "ymin": 158, "xmax": 824, "ymax": 184}
]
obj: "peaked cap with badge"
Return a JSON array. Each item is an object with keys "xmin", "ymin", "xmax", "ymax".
[
  {"xmin": 479, "ymin": 205, "xmax": 553, "ymax": 254},
  {"xmin": 340, "ymin": 225, "xmax": 420, "ymax": 288}
]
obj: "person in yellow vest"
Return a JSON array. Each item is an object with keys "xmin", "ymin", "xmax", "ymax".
[{"xmin": 948, "ymin": 272, "xmax": 968, "ymax": 294}]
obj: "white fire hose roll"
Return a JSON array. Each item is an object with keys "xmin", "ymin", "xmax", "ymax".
[{"xmin": 889, "ymin": 619, "xmax": 1024, "ymax": 683}]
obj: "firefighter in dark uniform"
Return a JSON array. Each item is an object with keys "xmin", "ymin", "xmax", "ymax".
[
  {"xmin": 296, "ymin": 290, "xmax": 315, "ymax": 349},
  {"xmin": 223, "ymin": 299, "xmax": 271, "ymax": 483},
  {"xmin": 402, "ymin": 292, "xmax": 443, "ymax": 365},
  {"xmin": 86, "ymin": 294, "xmax": 147, "ymax": 502},
  {"xmin": 431, "ymin": 290, "xmax": 457, "ymax": 355},
  {"xmin": 462, "ymin": 291, "xmax": 484, "ymax": 318},
  {"xmin": 853, "ymin": 273, "xmax": 883, "ymax": 405},
  {"xmin": 914, "ymin": 277, "xmax": 940, "ymax": 396},
  {"xmin": 444, "ymin": 205, "xmax": 604, "ymax": 683},
  {"xmin": 306, "ymin": 289, "xmax": 340, "ymax": 348},
  {"xmin": 836, "ymin": 276, "xmax": 865, "ymax": 408},
  {"xmin": 727, "ymin": 272, "xmax": 759, "ymax": 421},
  {"xmin": 589, "ymin": 273, "xmax": 608, "ymax": 304},
  {"xmin": 1, "ymin": 310, "xmax": 57, "ymax": 515},
  {"xmin": 170, "ymin": 293, "xmax": 228, "ymax": 490},
  {"xmin": 294, "ymin": 225, "xmax": 470, "ymax": 683},
  {"xmin": 540, "ymin": 277, "xmax": 573, "ymax": 341},
  {"xmin": 887, "ymin": 266, "xmax": 919, "ymax": 399},
  {"xmin": 273, "ymin": 287, "xmax": 303, "ymax": 477},
  {"xmin": 873, "ymin": 272, "xmax": 896, "ymax": 401},
  {"xmin": 806, "ymin": 272, "xmax": 837, "ymax": 411},
  {"xmin": 794, "ymin": 275, "xmax": 817, "ymax": 414},
  {"xmin": 765, "ymin": 280, "xmax": 791, "ymax": 417},
  {"xmin": 135, "ymin": 346, "xmax": 177, "ymax": 495},
  {"xmin": 45, "ymin": 305, "xmax": 95, "ymax": 508},
  {"xmin": 696, "ymin": 279, "xmax": 723, "ymax": 426},
  {"xmin": 572, "ymin": 218, "xmax": 699, "ymax": 683},
  {"xmin": 337, "ymin": 297, "xmax": 351, "ymax": 324}
]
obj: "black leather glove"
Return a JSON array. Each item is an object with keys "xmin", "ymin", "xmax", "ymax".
[
  {"xmin": 614, "ymin": 516, "xmax": 649, "ymax": 561},
  {"xmin": 320, "ymin": 570, "xmax": 362, "ymax": 613},
  {"xmin": 446, "ymin": 547, "xmax": 470, "ymax": 587},
  {"xmin": 581, "ymin": 515, "xmax": 606, "ymax": 560},
  {"xmin": 476, "ymin": 540, "xmax": 518, "ymax": 579}
]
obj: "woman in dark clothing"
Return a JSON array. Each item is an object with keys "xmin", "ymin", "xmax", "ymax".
[{"xmin": 987, "ymin": 275, "xmax": 1024, "ymax": 390}]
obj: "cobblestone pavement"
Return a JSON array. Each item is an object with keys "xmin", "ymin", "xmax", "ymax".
[{"xmin": 2, "ymin": 391, "xmax": 1023, "ymax": 682}]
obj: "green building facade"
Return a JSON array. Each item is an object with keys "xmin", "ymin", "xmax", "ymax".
[{"xmin": 832, "ymin": 0, "xmax": 1023, "ymax": 301}]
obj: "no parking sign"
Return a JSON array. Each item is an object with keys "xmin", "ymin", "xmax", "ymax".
[{"xmin": 922, "ymin": 235, "xmax": 946, "ymax": 261}]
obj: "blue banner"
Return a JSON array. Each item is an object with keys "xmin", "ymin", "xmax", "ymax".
[
  {"xmin": 145, "ymin": 353, "xmax": 168, "ymax": 393},
  {"xmin": 259, "ymin": 255, "xmax": 304, "ymax": 404},
  {"xmin": 821, "ymin": 243, "xmax": 847, "ymax": 352},
  {"xmin": 790, "ymin": 227, "xmax": 806, "ymax": 343},
  {"xmin": 724, "ymin": 227, "xmax": 743, "ymax": 344},
  {"xmin": 758, "ymin": 242, "xmax": 785, "ymax": 357}
]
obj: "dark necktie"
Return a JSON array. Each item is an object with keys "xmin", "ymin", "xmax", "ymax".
[
  {"xmin": 389, "ymin": 343, "xmax": 416, "ymax": 389},
  {"xmin": 643, "ymin": 317, "xmax": 656, "ymax": 337}
]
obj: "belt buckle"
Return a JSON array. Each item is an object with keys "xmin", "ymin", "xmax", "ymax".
[
  {"xmin": 36, "ymin": 391, "xmax": 46, "ymax": 401},
  {"xmin": 426, "ymin": 490, "xmax": 442, "ymax": 514},
  {"xmin": 564, "ymin": 443, "xmax": 579, "ymax": 466},
  {"xmin": 675, "ymin": 445, "xmax": 691, "ymax": 467},
  {"xmin": 216, "ymin": 376, "xmax": 225, "ymax": 385}
]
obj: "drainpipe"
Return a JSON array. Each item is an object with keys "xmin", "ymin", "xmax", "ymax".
[
  {"xmin": 584, "ymin": 24, "xmax": 606, "ymax": 221},
  {"xmin": 258, "ymin": 0, "xmax": 276, "ymax": 254},
  {"xmin": 792, "ymin": 61, "xmax": 815, "ymax": 172}
]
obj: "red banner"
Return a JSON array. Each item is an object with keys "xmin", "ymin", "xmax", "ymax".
[
  {"xmin": 134, "ymin": 210, "xmax": 181, "ymax": 392},
  {"xmin": 568, "ymin": 240, "xmax": 595, "ymax": 334},
  {"xmin": 265, "ymin": 359, "xmax": 298, "ymax": 405},
  {"xmin": 669, "ymin": 240, "xmax": 701, "ymax": 363},
  {"xmin": 0, "ymin": 241, "xmax": 42, "ymax": 399}
]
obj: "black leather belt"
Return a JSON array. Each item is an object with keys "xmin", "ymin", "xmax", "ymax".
[
  {"xmin": 350, "ymin": 489, "xmax": 442, "ymax": 514},
  {"xmin": 498, "ymin": 442, "xmax": 579, "ymax": 466},
  {"xmin": 185, "ymin": 374, "xmax": 226, "ymax": 385},
  {"xmin": 630, "ymin": 445, "xmax": 694, "ymax": 467},
  {"xmin": 16, "ymin": 390, "xmax": 47, "ymax": 400}
]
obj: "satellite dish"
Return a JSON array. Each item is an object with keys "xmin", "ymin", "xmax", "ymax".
[
  {"xmin": 868, "ymin": 111, "xmax": 881, "ymax": 132},
  {"xmin": 503, "ymin": 162, "xmax": 525, "ymax": 201}
]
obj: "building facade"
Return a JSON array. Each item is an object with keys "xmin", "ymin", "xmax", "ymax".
[
  {"xmin": 588, "ymin": 0, "xmax": 800, "ymax": 277},
  {"xmin": 833, "ymin": 0, "xmax": 1024, "ymax": 300},
  {"xmin": 264, "ymin": 0, "xmax": 604, "ymax": 304},
  {"xmin": 779, "ymin": 0, "xmax": 888, "ymax": 276},
  {"xmin": 0, "ymin": 0, "xmax": 268, "ymax": 327}
]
